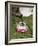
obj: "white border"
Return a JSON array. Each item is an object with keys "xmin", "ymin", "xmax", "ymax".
[{"xmin": 8, "ymin": 2, "xmax": 36, "ymax": 43}]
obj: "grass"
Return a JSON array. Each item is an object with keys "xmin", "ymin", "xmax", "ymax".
[{"xmin": 10, "ymin": 15, "xmax": 33, "ymax": 40}]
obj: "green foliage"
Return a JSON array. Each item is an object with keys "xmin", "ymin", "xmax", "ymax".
[{"xmin": 10, "ymin": 15, "xmax": 33, "ymax": 40}]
